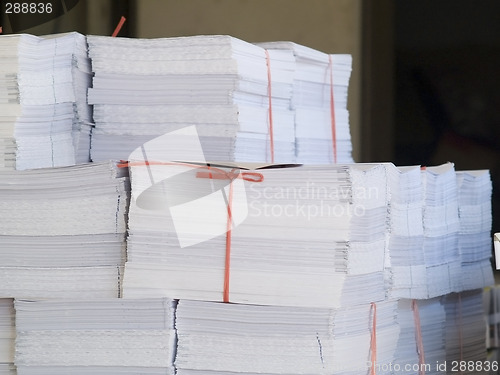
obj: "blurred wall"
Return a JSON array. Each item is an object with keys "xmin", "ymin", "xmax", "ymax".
[{"xmin": 133, "ymin": 0, "xmax": 363, "ymax": 161}]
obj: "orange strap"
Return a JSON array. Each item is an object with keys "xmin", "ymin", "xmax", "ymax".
[
  {"xmin": 118, "ymin": 160, "xmax": 263, "ymax": 183},
  {"xmin": 328, "ymin": 55, "xmax": 337, "ymax": 163},
  {"xmin": 223, "ymin": 180, "xmax": 235, "ymax": 302},
  {"xmin": 457, "ymin": 293, "xmax": 463, "ymax": 366},
  {"xmin": 370, "ymin": 302, "xmax": 377, "ymax": 375},
  {"xmin": 412, "ymin": 299, "xmax": 426, "ymax": 375},
  {"xmin": 265, "ymin": 50, "xmax": 275, "ymax": 163},
  {"xmin": 197, "ymin": 167, "xmax": 264, "ymax": 302},
  {"xmin": 196, "ymin": 170, "xmax": 263, "ymax": 182},
  {"xmin": 112, "ymin": 16, "xmax": 126, "ymax": 37}
]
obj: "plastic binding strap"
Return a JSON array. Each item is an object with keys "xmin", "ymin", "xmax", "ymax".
[
  {"xmin": 265, "ymin": 50, "xmax": 275, "ymax": 163},
  {"xmin": 328, "ymin": 55, "xmax": 337, "ymax": 163},
  {"xmin": 195, "ymin": 167, "xmax": 264, "ymax": 303},
  {"xmin": 119, "ymin": 160, "xmax": 263, "ymax": 303},
  {"xmin": 412, "ymin": 299, "xmax": 426, "ymax": 375},
  {"xmin": 112, "ymin": 16, "xmax": 126, "ymax": 37}
]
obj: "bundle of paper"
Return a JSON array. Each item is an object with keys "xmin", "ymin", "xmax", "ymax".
[
  {"xmin": 456, "ymin": 170, "xmax": 494, "ymax": 291},
  {"xmin": 37, "ymin": 32, "xmax": 93, "ymax": 164},
  {"xmin": 385, "ymin": 163, "xmax": 494, "ymax": 299},
  {"xmin": 122, "ymin": 135, "xmax": 388, "ymax": 307},
  {"xmin": 14, "ymin": 298, "xmax": 176, "ymax": 374},
  {"xmin": 420, "ymin": 163, "xmax": 462, "ymax": 298},
  {"xmin": 0, "ymin": 32, "xmax": 92, "ymax": 170},
  {"xmin": 87, "ymin": 34, "xmax": 295, "ymax": 164},
  {"xmin": 421, "ymin": 164, "xmax": 493, "ymax": 297},
  {"xmin": 394, "ymin": 298, "xmax": 446, "ymax": 373},
  {"xmin": 174, "ymin": 299, "xmax": 398, "ymax": 375},
  {"xmin": 385, "ymin": 165, "xmax": 427, "ymax": 299},
  {"xmin": 444, "ymin": 290, "xmax": 488, "ymax": 368},
  {"xmin": 0, "ymin": 299, "xmax": 14, "ymax": 375},
  {"xmin": 255, "ymin": 41, "xmax": 353, "ymax": 164},
  {"xmin": 0, "ymin": 162, "xmax": 128, "ymax": 299}
]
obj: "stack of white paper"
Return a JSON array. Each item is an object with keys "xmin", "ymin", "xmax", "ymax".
[
  {"xmin": 39, "ymin": 32, "xmax": 93, "ymax": 164},
  {"xmin": 385, "ymin": 165, "xmax": 427, "ymax": 299},
  {"xmin": 122, "ymin": 135, "xmax": 388, "ymax": 307},
  {"xmin": 14, "ymin": 298, "xmax": 176, "ymax": 375},
  {"xmin": 0, "ymin": 300, "xmax": 14, "ymax": 375},
  {"xmin": 0, "ymin": 32, "xmax": 92, "ymax": 170},
  {"xmin": 394, "ymin": 298, "xmax": 446, "ymax": 374},
  {"xmin": 444, "ymin": 290, "xmax": 488, "ymax": 368},
  {"xmin": 175, "ymin": 299, "xmax": 399, "ymax": 375},
  {"xmin": 87, "ymin": 34, "xmax": 295, "ymax": 164},
  {"xmin": 256, "ymin": 41, "xmax": 353, "ymax": 164},
  {"xmin": 421, "ymin": 163, "xmax": 462, "ymax": 298},
  {"xmin": 0, "ymin": 161, "xmax": 128, "ymax": 299},
  {"xmin": 456, "ymin": 170, "xmax": 494, "ymax": 291}
]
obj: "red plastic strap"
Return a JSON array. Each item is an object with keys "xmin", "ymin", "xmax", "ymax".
[
  {"xmin": 223, "ymin": 180, "xmax": 235, "ymax": 302},
  {"xmin": 370, "ymin": 302, "xmax": 377, "ymax": 375},
  {"xmin": 457, "ymin": 293, "xmax": 463, "ymax": 365},
  {"xmin": 196, "ymin": 167, "xmax": 264, "ymax": 303},
  {"xmin": 120, "ymin": 160, "xmax": 264, "ymax": 303},
  {"xmin": 328, "ymin": 55, "xmax": 337, "ymax": 163},
  {"xmin": 118, "ymin": 160, "xmax": 264, "ymax": 183},
  {"xmin": 112, "ymin": 16, "xmax": 126, "ymax": 37},
  {"xmin": 196, "ymin": 170, "xmax": 264, "ymax": 182},
  {"xmin": 412, "ymin": 299, "xmax": 426, "ymax": 375},
  {"xmin": 265, "ymin": 50, "xmax": 275, "ymax": 163}
]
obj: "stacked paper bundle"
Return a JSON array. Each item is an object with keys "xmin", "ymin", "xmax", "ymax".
[
  {"xmin": 87, "ymin": 34, "xmax": 296, "ymax": 164},
  {"xmin": 0, "ymin": 300, "xmax": 14, "ymax": 375},
  {"xmin": 40, "ymin": 32, "xmax": 93, "ymax": 164},
  {"xmin": 0, "ymin": 161, "xmax": 128, "ymax": 299},
  {"xmin": 339, "ymin": 163, "xmax": 389, "ymax": 306},
  {"xmin": 256, "ymin": 41, "xmax": 353, "ymax": 164},
  {"xmin": 14, "ymin": 298, "xmax": 176, "ymax": 375},
  {"xmin": 385, "ymin": 164, "xmax": 494, "ymax": 299},
  {"xmin": 385, "ymin": 165, "xmax": 427, "ymax": 299},
  {"xmin": 0, "ymin": 32, "xmax": 92, "ymax": 170},
  {"xmin": 444, "ymin": 291, "xmax": 488, "ymax": 369},
  {"xmin": 421, "ymin": 163, "xmax": 462, "ymax": 298},
  {"xmin": 394, "ymin": 298, "xmax": 446, "ymax": 374},
  {"xmin": 122, "ymin": 134, "xmax": 388, "ymax": 307},
  {"xmin": 175, "ymin": 299, "xmax": 399, "ymax": 375},
  {"xmin": 456, "ymin": 170, "xmax": 494, "ymax": 290}
]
